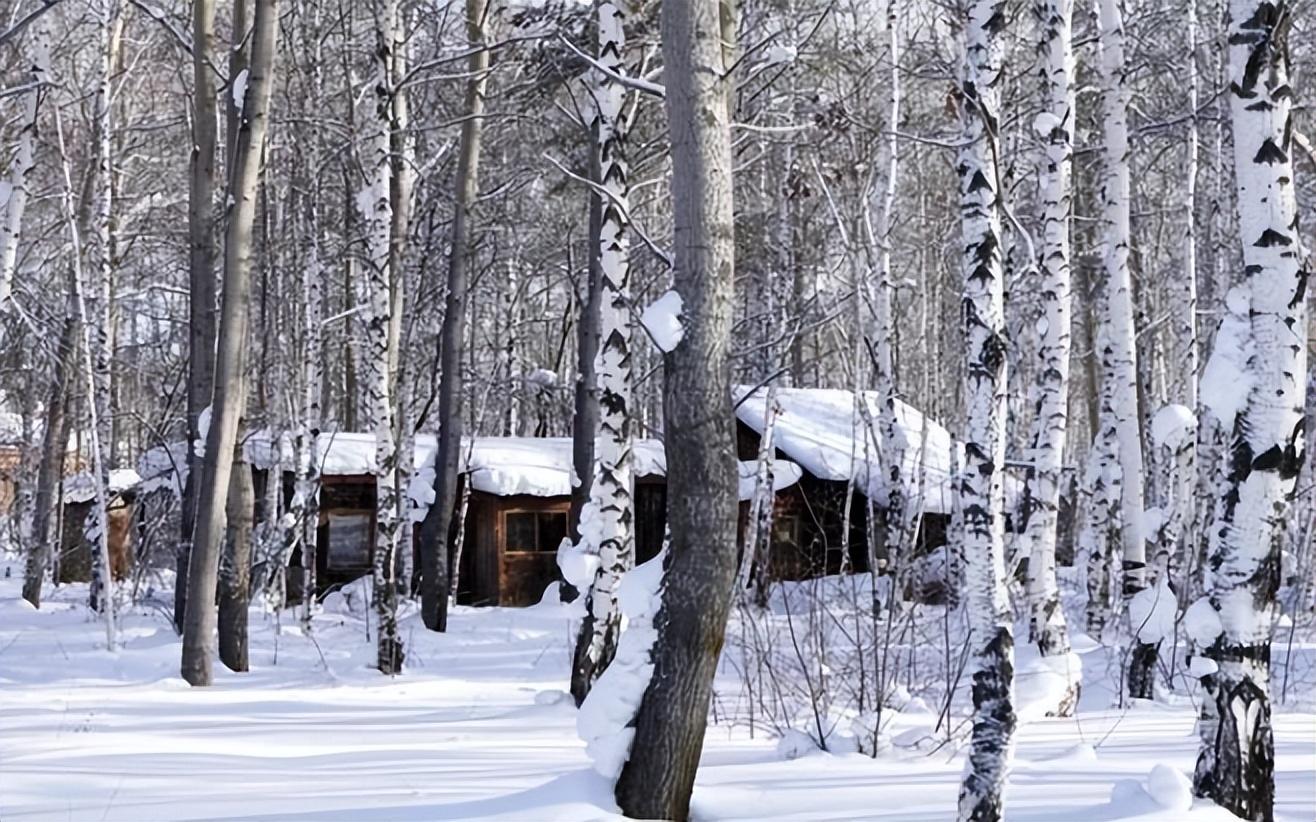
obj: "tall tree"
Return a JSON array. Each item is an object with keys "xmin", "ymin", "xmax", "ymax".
[
  {"xmin": 1023, "ymin": 0, "xmax": 1077, "ymax": 713},
  {"xmin": 954, "ymin": 0, "xmax": 1017, "ymax": 816},
  {"xmin": 1192, "ymin": 1, "xmax": 1307, "ymax": 816},
  {"xmin": 367, "ymin": 0, "xmax": 404, "ymax": 674},
  {"xmin": 0, "ymin": 10, "xmax": 50, "ymax": 308},
  {"xmin": 218, "ymin": 442, "xmax": 253, "ymax": 672},
  {"xmin": 180, "ymin": 0, "xmax": 281, "ymax": 687},
  {"xmin": 613, "ymin": 0, "xmax": 738, "ymax": 815},
  {"xmin": 178, "ymin": 0, "xmax": 220, "ymax": 633},
  {"xmin": 570, "ymin": 0, "xmax": 635, "ymax": 705},
  {"xmin": 1095, "ymin": 0, "xmax": 1152, "ymax": 699},
  {"xmin": 418, "ymin": 0, "xmax": 490, "ymax": 633}
]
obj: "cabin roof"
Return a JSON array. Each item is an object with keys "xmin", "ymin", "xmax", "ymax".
[
  {"xmin": 62, "ymin": 468, "xmax": 142, "ymax": 504},
  {"xmin": 733, "ymin": 386, "xmax": 1018, "ymax": 515}
]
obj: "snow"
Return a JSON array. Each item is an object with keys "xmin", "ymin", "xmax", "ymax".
[
  {"xmin": 764, "ymin": 42, "xmax": 798, "ymax": 66},
  {"xmin": 1200, "ymin": 287, "xmax": 1256, "ymax": 427},
  {"xmin": 640, "ymin": 290, "xmax": 685, "ymax": 353},
  {"xmin": 1, "ymin": 566, "xmax": 1314, "ymax": 821},
  {"xmin": 557, "ymin": 536, "xmax": 600, "ymax": 591},
  {"xmin": 231, "ymin": 68, "xmax": 248, "ymax": 108},
  {"xmin": 1151, "ymin": 404, "xmax": 1197, "ymax": 451},
  {"xmin": 576, "ymin": 549, "xmax": 665, "ymax": 779},
  {"xmin": 1145, "ymin": 764, "xmax": 1193, "ymax": 812},
  {"xmin": 1033, "ymin": 111, "xmax": 1063, "ymax": 136},
  {"xmin": 1015, "ymin": 647, "xmax": 1084, "ymax": 722},
  {"xmin": 61, "ymin": 468, "xmax": 141, "ymax": 504},
  {"xmin": 1127, "ymin": 577, "xmax": 1178, "ymax": 643},
  {"xmin": 733, "ymin": 386, "xmax": 1022, "ymax": 514},
  {"xmin": 1183, "ymin": 596, "xmax": 1223, "ymax": 648}
]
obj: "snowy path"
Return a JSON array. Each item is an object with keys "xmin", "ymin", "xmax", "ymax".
[{"xmin": 1, "ymin": 575, "xmax": 1313, "ymax": 821}]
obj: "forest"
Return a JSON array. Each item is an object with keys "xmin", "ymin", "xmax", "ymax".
[{"xmin": 0, "ymin": 0, "xmax": 1312, "ymax": 818}]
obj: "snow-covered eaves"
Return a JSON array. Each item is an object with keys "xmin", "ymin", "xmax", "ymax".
[
  {"xmin": 62, "ymin": 468, "xmax": 142, "ymax": 504},
  {"xmin": 139, "ymin": 433, "xmax": 801, "ymax": 502},
  {"xmin": 733, "ymin": 386, "xmax": 1018, "ymax": 515}
]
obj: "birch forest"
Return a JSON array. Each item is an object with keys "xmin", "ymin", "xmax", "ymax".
[{"xmin": 0, "ymin": 0, "xmax": 1313, "ymax": 818}]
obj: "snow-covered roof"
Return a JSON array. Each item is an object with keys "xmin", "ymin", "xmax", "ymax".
[
  {"xmin": 140, "ymin": 431, "xmax": 804, "ymax": 504},
  {"xmin": 734, "ymin": 386, "xmax": 1011, "ymax": 515},
  {"xmin": 62, "ymin": 468, "xmax": 141, "ymax": 504}
]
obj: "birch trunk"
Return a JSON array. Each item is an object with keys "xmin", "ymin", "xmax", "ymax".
[
  {"xmin": 1193, "ymin": 2, "xmax": 1306, "ymax": 816},
  {"xmin": 418, "ymin": 0, "xmax": 489, "ymax": 632},
  {"xmin": 367, "ymin": 0, "xmax": 403, "ymax": 674},
  {"xmin": 1023, "ymin": 0, "xmax": 1077, "ymax": 714},
  {"xmin": 954, "ymin": 0, "xmax": 1016, "ymax": 816},
  {"xmin": 570, "ymin": 0, "xmax": 635, "ymax": 703},
  {"xmin": 388, "ymin": 13, "xmax": 415, "ymax": 598},
  {"xmin": 180, "ymin": 0, "xmax": 280, "ymax": 686},
  {"xmin": 179, "ymin": 0, "xmax": 220, "ymax": 633},
  {"xmin": 613, "ymin": 0, "xmax": 738, "ymax": 814},
  {"xmin": 0, "ymin": 11, "xmax": 50, "ymax": 307},
  {"xmin": 1096, "ymin": 0, "xmax": 1154, "ymax": 698}
]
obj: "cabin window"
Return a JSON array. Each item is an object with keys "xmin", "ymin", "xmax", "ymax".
[
  {"xmin": 325, "ymin": 512, "xmax": 372, "ymax": 569},
  {"xmin": 771, "ymin": 514, "xmax": 801, "ymax": 549},
  {"xmin": 504, "ymin": 511, "xmax": 568, "ymax": 553}
]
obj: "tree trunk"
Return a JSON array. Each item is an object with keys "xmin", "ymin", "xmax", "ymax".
[
  {"xmin": 1193, "ymin": 3, "xmax": 1305, "ymax": 817},
  {"xmin": 1095, "ymin": 0, "xmax": 1153, "ymax": 698},
  {"xmin": 954, "ymin": 0, "xmax": 1017, "ymax": 816},
  {"xmin": 22, "ymin": 314, "xmax": 76, "ymax": 608},
  {"xmin": 218, "ymin": 444, "xmax": 253, "ymax": 672},
  {"xmin": 179, "ymin": 0, "xmax": 220, "ymax": 633},
  {"xmin": 180, "ymin": 0, "xmax": 280, "ymax": 687},
  {"xmin": 1023, "ymin": 0, "xmax": 1077, "ymax": 714},
  {"xmin": 367, "ymin": 0, "xmax": 404, "ymax": 674},
  {"xmin": 570, "ymin": 138, "xmax": 603, "ymax": 550},
  {"xmin": 0, "ymin": 10, "xmax": 50, "ymax": 307},
  {"xmin": 613, "ymin": 0, "xmax": 738, "ymax": 815},
  {"xmin": 570, "ymin": 0, "xmax": 635, "ymax": 704},
  {"xmin": 418, "ymin": 0, "xmax": 488, "ymax": 633}
]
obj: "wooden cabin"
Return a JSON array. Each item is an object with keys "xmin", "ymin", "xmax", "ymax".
[{"xmin": 733, "ymin": 387, "xmax": 1006, "ymax": 593}]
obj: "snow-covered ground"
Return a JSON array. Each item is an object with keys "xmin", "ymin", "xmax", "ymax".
[{"xmin": 2, "ymin": 564, "xmax": 1313, "ymax": 821}]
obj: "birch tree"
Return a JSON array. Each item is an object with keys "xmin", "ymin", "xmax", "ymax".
[
  {"xmin": 613, "ymin": 0, "xmax": 738, "ymax": 815},
  {"xmin": 180, "ymin": 0, "xmax": 281, "ymax": 687},
  {"xmin": 954, "ymin": 0, "xmax": 1016, "ymax": 816},
  {"xmin": 1023, "ymin": 0, "xmax": 1077, "ymax": 713},
  {"xmin": 0, "ymin": 11, "xmax": 50, "ymax": 309},
  {"xmin": 218, "ymin": 442, "xmax": 253, "ymax": 672},
  {"xmin": 1192, "ymin": 2, "xmax": 1307, "ymax": 816},
  {"xmin": 367, "ymin": 0, "xmax": 404, "ymax": 674},
  {"xmin": 569, "ymin": 0, "xmax": 635, "ymax": 705},
  {"xmin": 1095, "ymin": 0, "xmax": 1153, "ymax": 699}
]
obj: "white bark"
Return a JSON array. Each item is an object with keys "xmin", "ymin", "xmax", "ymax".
[
  {"xmin": 1193, "ymin": 2, "xmax": 1306, "ymax": 814},
  {"xmin": 1024, "ymin": 0, "xmax": 1075, "ymax": 691},
  {"xmin": 955, "ymin": 0, "xmax": 1016, "ymax": 816},
  {"xmin": 572, "ymin": 0, "xmax": 635, "ymax": 702},
  {"xmin": 0, "ymin": 12, "xmax": 50, "ymax": 307}
]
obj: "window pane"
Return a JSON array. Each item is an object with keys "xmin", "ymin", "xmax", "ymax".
[
  {"xmin": 537, "ymin": 512, "xmax": 567, "ymax": 552},
  {"xmin": 506, "ymin": 512, "xmax": 538, "ymax": 553},
  {"xmin": 326, "ymin": 512, "xmax": 371, "ymax": 569}
]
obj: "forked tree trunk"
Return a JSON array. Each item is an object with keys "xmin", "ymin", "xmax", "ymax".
[
  {"xmin": 1023, "ymin": 0, "xmax": 1077, "ymax": 714},
  {"xmin": 180, "ymin": 0, "xmax": 280, "ymax": 687},
  {"xmin": 1192, "ymin": 3, "xmax": 1305, "ymax": 817},
  {"xmin": 569, "ymin": 0, "xmax": 636, "ymax": 706},
  {"xmin": 218, "ymin": 444, "xmax": 253, "ymax": 672},
  {"xmin": 954, "ymin": 0, "xmax": 1016, "ymax": 817},
  {"xmin": 179, "ymin": 0, "xmax": 220, "ymax": 633},
  {"xmin": 613, "ymin": 0, "xmax": 737, "ymax": 817},
  {"xmin": 418, "ymin": 0, "xmax": 489, "ymax": 633}
]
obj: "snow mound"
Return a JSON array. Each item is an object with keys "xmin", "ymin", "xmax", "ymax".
[
  {"xmin": 557, "ymin": 536, "xmax": 600, "ymax": 591},
  {"xmin": 1127, "ymin": 578, "xmax": 1176, "ymax": 644},
  {"xmin": 1187, "ymin": 655, "xmax": 1218, "ymax": 678},
  {"xmin": 776, "ymin": 729, "xmax": 821, "ymax": 760},
  {"xmin": 1151, "ymin": 404, "xmax": 1196, "ymax": 451},
  {"xmin": 62, "ymin": 468, "xmax": 141, "ymax": 504},
  {"xmin": 1183, "ymin": 597, "xmax": 1223, "ymax": 648},
  {"xmin": 534, "ymin": 689, "xmax": 571, "ymax": 706},
  {"xmin": 640, "ymin": 290, "xmax": 685, "ymax": 353},
  {"xmin": 1015, "ymin": 649, "xmax": 1082, "ymax": 722},
  {"xmin": 1145, "ymin": 764, "xmax": 1192, "ymax": 811},
  {"xmin": 576, "ymin": 549, "xmax": 666, "ymax": 779}
]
